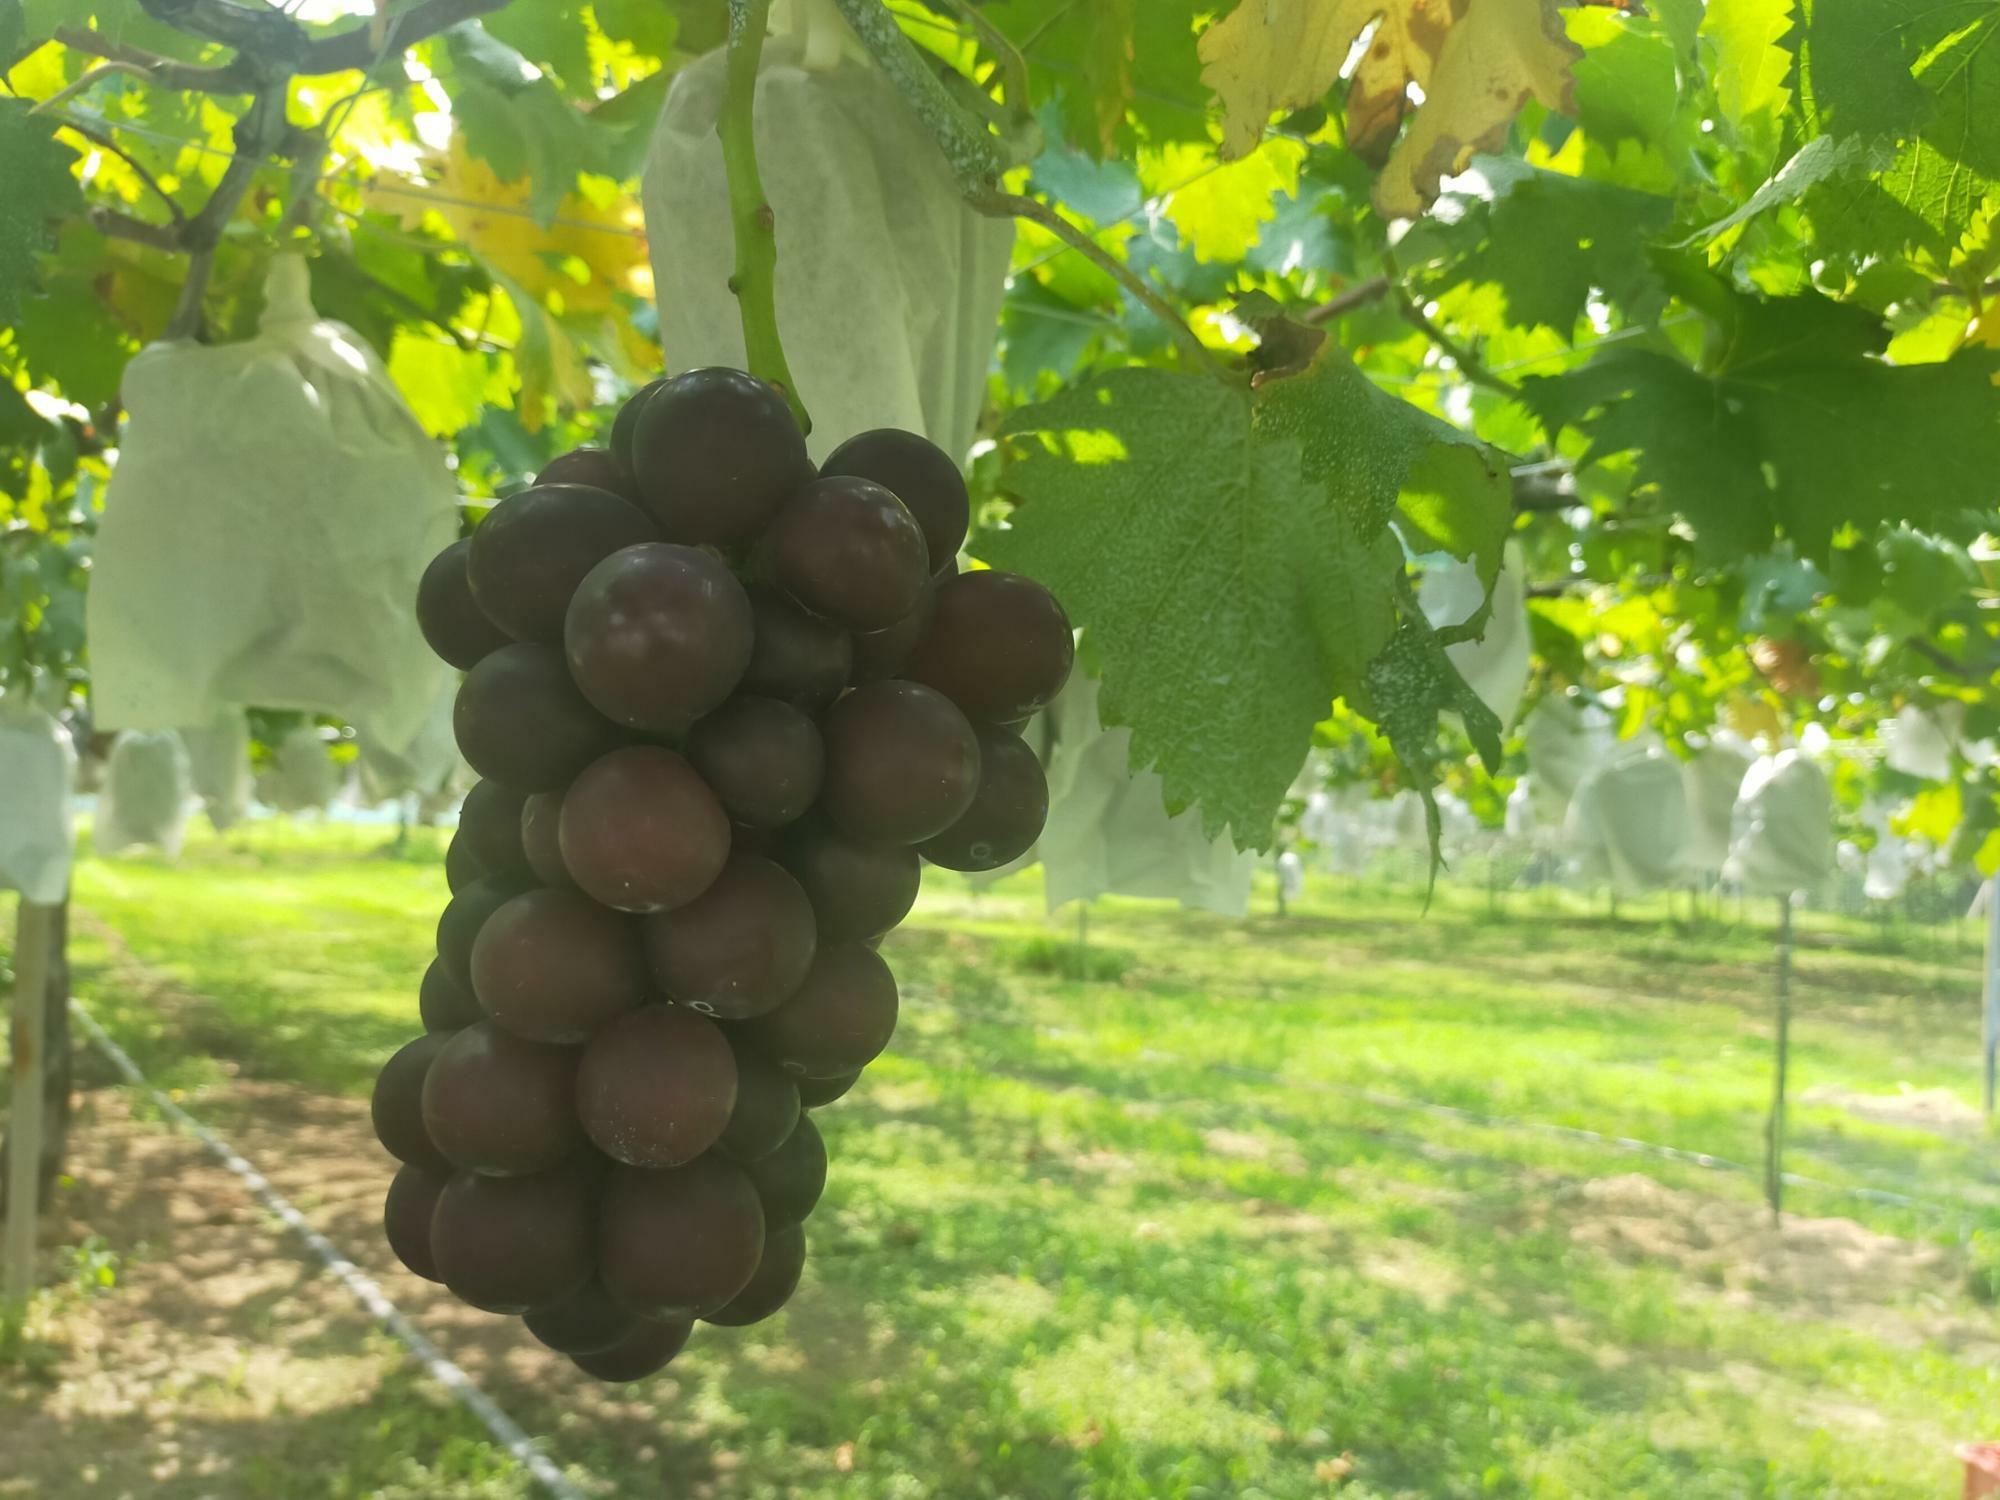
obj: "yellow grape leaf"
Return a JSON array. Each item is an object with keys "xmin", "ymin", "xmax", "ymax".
[
  {"xmin": 367, "ymin": 139, "xmax": 649, "ymax": 316},
  {"xmin": 1198, "ymin": 0, "xmax": 1581, "ymax": 218}
]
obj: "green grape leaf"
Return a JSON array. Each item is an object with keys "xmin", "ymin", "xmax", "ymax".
[
  {"xmin": 484, "ymin": 1, "xmax": 594, "ymax": 93},
  {"xmin": 595, "ymin": 0, "xmax": 680, "ymax": 54},
  {"xmin": 1527, "ymin": 288, "xmax": 2000, "ymax": 562},
  {"xmin": 1689, "ymin": 134, "xmax": 1886, "ymax": 243},
  {"xmin": 0, "ymin": 101, "xmax": 81, "ymax": 326},
  {"xmin": 986, "ymin": 350, "xmax": 1508, "ymax": 847},
  {"xmin": 1000, "ymin": 280, "xmax": 1100, "ymax": 391},
  {"xmin": 985, "ymin": 0, "xmax": 1209, "ymax": 150},
  {"xmin": 1566, "ymin": 11, "xmax": 1681, "ymax": 149},
  {"xmin": 1443, "ymin": 168, "xmax": 1673, "ymax": 336},
  {"xmin": 1702, "ymin": 0, "xmax": 1794, "ymax": 125},
  {"xmin": 1791, "ymin": 0, "xmax": 2000, "ymax": 247}
]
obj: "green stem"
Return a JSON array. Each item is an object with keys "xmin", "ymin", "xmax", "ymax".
[{"xmin": 720, "ymin": 0, "xmax": 809, "ymax": 432}]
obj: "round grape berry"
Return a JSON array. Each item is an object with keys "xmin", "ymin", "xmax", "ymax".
[
  {"xmin": 454, "ymin": 643, "xmax": 623, "ymax": 792},
  {"xmin": 778, "ymin": 816, "xmax": 920, "ymax": 942},
  {"xmin": 383, "ymin": 1163, "xmax": 447, "ymax": 1283},
  {"xmin": 686, "ymin": 697, "xmax": 823, "ymax": 829},
  {"xmin": 742, "ymin": 1114, "xmax": 827, "ymax": 1228},
  {"xmin": 703, "ymin": 1222, "xmax": 806, "ymax": 1327},
  {"xmin": 715, "ymin": 1034, "xmax": 802, "ymax": 1164},
  {"xmin": 917, "ymin": 725, "xmax": 1048, "ymax": 872},
  {"xmin": 564, "ymin": 543, "xmax": 754, "ymax": 735},
  {"xmin": 419, "ymin": 958, "xmax": 483, "ymax": 1034},
  {"xmin": 630, "ymin": 367, "xmax": 811, "ymax": 544},
  {"xmin": 570, "ymin": 1317, "xmax": 692, "ymax": 1382},
  {"xmin": 518, "ymin": 791, "xmax": 573, "ymax": 888},
  {"xmin": 470, "ymin": 889, "xmax": 647, "ymax": 1044},
  {"xmin": 436, "ymin": 872, "xmax": 531, "ymax": 987},
  {"xmin": 575, "ymin": 1005, "xmax": 738, "ymax": 1169},
  {"xmin": 819, "ymin": 427, "xmax": 968, "ymax": 575},
  {"xmin": 744, "ymin": 943, "xmax": 899, "ymax": 1079},
  {"xmin": 421, "ymin": 1021, "xmax": 583, "ymax": 1176},
  {"xmin": 795, "ymin": 1070, "xmax": 861, "ymax": 1110},
  {"xmin": 372, "ymin": 1032, "xmax": 452, "ymax": 1174},
  {"xmin": 560, "ymin": 746, "xmax": 731, "ymax": 913},
  {"xmin": 818, "ymin": 681, "xmax": 980, "ymax": 846},
  {"xmin": 741, "ymin": 584, "xmax": 852, "ymax": 712},
  {"xmin": 598, "ymin": 1157, "xmax": 765, "ymax": 1318},
  {"xmin": 536, "ymin": 446, "xmax": 639, "ymax": 504},
  {"xmin": 642, "ymin": 856, "xmax": 816, "ymax": 1019},
  {"xmin": 610, "ymin": 378, "xmax": 667, "ymax": 472},
  {"xmin": 417, "ymin": 538, "xmax": 509, "ymax": 670},
  {"xmin": 456, "ymin": 780, "xmax": 531, "ymax": 878},
  {"xmin": 760, "ymin": 476, "xmax": 929, "ymax": 631},
  {"xmin": 431, "ymin": 1168, "xmax": 595, "ymax": 1314},
  {"xmin": 522, "ymin": 1280, "xmax": 641, "ymax": 1356},
  {"xmin": 467, "ymin": 483, "xmax": 658, "ymax": 643},
  {"xmin": 903, "ymin": 570, "xmax": 1074, "ymax": 724}
]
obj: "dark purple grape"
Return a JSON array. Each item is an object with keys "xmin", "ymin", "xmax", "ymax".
[
  {"xmin": 905, "ymin": 570, "xmax": 1073, "ymax": 724},
  {"xmin": 522, "ymin": 1280, "xmax": 641, "ymax": 1355},
  {"xmin": 536, "ymin": 446, "xmax": 639, "ymax": 504},
  {"xmin": 818, "ymin": 681, "xmax": 980, "ymax": 846},
  {"xmin": 743, "ymin": 943, "xmax": 898, "ymax": 1079},
  {"xmin": 470, "ymin": 889, "xmax": 647, "ymax": 1044},
  {"xmin": 848, "ymin": 585, "xmax": 934, "ymax": 683},
  {"xmin": 444, "ymin": 830, "xmax": 484, "ymax": 893},
  {"xmin": 686, "ymin": 697, "xmax": 822, "ymax": 830},
  {"xmin": 421, "ymin": 1021, "xmax": 583, "ymax": 1176},
  {"xmin": 431, "ymin": 1168, "xmax": 595, "ymax": 1314},
  {"xmin": 779, "ymin": 816, "xmax": 920, "ymax": 942},
  {"xmin": 598, "ymin": 1157, "xmax": 765, "ymax": 1318},
  {"xmin": 372, "ymin": 1032, "xmax": 452, "ymax": 1174},
  {"xmin": 420, "ymin": 958, "xmax": 483, "ymax": 1033},
  {"xmin": 576, "ymin": 1005, "xmax": 738, "ymax": 1168},
  {"xmin": 454, "ymin": 643, "xmax": 624, "ymax": 791},
  {"xmin": 559, "ymin": 746, "xmax": 731, "ymax": 913},
  {"xmin": 457, "ymin": 780, "xmax": 531, "ymax": 877},
  {"xmin": 742, "ymin": 1115, "xmax": 826, "ymax": 1228},
  {"xmin": 630, "ymin": 367, "xmax": 811, "ymax": 544},
  {"xmin": 703, "ymin": 1222, "xmax": 806, "ymax": 1327},
  {"xmin": 741, "ymin": 584, "xmax": 852, "ymax": 712},
  {"xmin": 610, "ymin": 378, "xmax": 666, "ymax": 472},
  {"xmin": 570, "ymin": 1316, "xmax": 692, "ymax": 1382},
  {"xmin": 795, "ymin": 1070, "xmax": 860, "ymax": 1109},
  {"xmin": 383, "ymin": 1162, "xmax": 447, "ymax": 1283},
  {"xmin": 519, "ymin": 791, "xmax": 574, "ymax": 888},
  {"xmin": 642, "ymin": 856, "xmax": 816, "ymax": 1019},
  {"xmin": 417, "ymin": 538, "xmax": 510, "ymax": 671},
  {"xmin": 819, "ymin": 428, "xmax": 968, "ymax": 575},
  {"xmin": 760, "ymin": 476, "xmax": 929, "ymax": 631},
  {"xmin": 715, "ymin": 1034, "xmax": 802, "ymax": 1164},
  {"xmin": 437, "ymin": 873, "xmax": 532, "ymax": 986},
  {"xmin": 917, "ymin": 725, "xmax": 1047, "ymax": 871},
  {"xmin": 564, "ymin": 543, "xmax": 755, "ymax": 734},
  {"xmin": 468, "ymin": 483, "xmax": 659, "ymax": 643}
]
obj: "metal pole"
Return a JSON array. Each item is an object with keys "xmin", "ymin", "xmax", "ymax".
[
  {"xmin": 5, "ymin": 900, "xmax": 57, "ymax": 1306},
  {"xmin": 1982, "ymin": 878, "xmax": 1998, "ymax": 1118},
  {"xmin": 1765, "ymin": 893, "xmax": 1793, "ymax": 1222}
]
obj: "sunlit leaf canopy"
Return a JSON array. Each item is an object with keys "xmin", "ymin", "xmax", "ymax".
[{"xmin": 1, "ymin": 0, "xmax": 1995, "ymax": 866}]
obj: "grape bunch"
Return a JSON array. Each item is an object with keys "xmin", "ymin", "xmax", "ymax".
[{"xmin": 375, "ymin": 368, "xmax": 1073, "ymax": 1383}]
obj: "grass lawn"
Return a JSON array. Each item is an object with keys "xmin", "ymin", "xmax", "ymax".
[{"xmin": 3, "ymin": 818, "xmax": 1996, "ymax": 1499}]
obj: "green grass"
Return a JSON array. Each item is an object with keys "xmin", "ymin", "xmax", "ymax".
[{"xmin": 13, "ymin": 820, "xmax": 1999, "ymax": 1497}]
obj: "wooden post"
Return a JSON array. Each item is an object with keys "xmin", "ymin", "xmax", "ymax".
[
  {"xmin": 1764, "ymin": 893, "xmax": 1793, "ymax": 1222},
  {"xmin": 5, "ymin": 899, "xmax": 58, "ymax": 1306},
  {"xmin": 1982, "ymin": 878, "xmax": 1998, "ymax": 1119}
]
